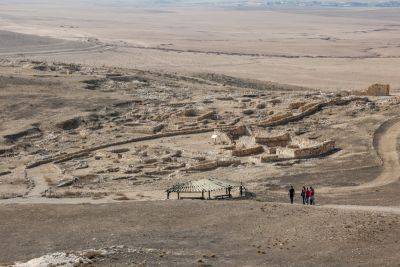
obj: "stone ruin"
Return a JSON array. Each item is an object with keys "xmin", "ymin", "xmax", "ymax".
[
  {"xmin": 254, "ymin": 131, "xmax": 291, "ymax": 147},
  {"xmin": 211, "ymin": 125, "xmax": 250, "ymax": 146},
  {"xmin": 212, "ymin": 126, "xmax": 336, "ymax": 163},
  {"xmin": 176, "ymin": 108, "xmax": 217, "ymax": 121},
  {"xmin": 186, "ymin": 158, "xmax": 241, "ymax": 172},
  {"xmin": 354, "ymin": 83, "xmax": 390, "ymax": 97},
  {"xmin": 366, "ymin": 84, "xmax": 390, "ymax": 96},
  {"xmin": 262, "ymin": 138, "xmax": 336, "ymax": 162}
]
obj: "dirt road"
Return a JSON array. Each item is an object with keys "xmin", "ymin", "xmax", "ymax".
[
  {"xmin": 323, "ymin": 204, "xmax": 400, "ymax": 215},
  {"xmin": 319, "ymin": 118, "xmax": 400, "ymax": 193}
]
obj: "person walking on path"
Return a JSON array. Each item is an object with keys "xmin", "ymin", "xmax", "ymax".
[
  {"xmin": 306, "ymin": 187, "xmax": 311, "ymax": 205},
  {"xmin": 301, "ymin": 186, "xmax": 306, "ymax": 205},
  {"xmin": 310, "ymin": 187, "xmax": 315, "ymax": 205},
  {"xmin": 289, "ymin": 185, "xmax": 295, "ymax": 204}
]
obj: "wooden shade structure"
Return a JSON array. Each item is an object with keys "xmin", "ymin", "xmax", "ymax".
[{"xmin": 166, "ymin": 178, "xmax": 243, "ymax": 200}]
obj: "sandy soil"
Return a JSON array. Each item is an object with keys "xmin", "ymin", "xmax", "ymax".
[
  {"xmin": 1, "ymin": 2, "xmax": 400, "ymax": 266},
  {"xmin": 0, "ymin": 59, "xmax": 399, "ymax": 265},
  {"xmin": 1, "ymin": 201, "xmax": 399, "ymax": 266},
  {"xmin": 1, "ymin": 2, "xmax": 400, "ymax": 89}
]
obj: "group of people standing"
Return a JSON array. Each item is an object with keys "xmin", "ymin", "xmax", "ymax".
[{"xmin": 288, "ymin": 185, "xmax": 315, "ymax": 205}]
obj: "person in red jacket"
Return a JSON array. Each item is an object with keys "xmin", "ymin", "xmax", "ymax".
[
  {"xmin": 306, "ymin": 187, "xmax": 311, "ymax": 205},
  {"xmin": 309, "ymin": 186, "xmax": 315, "ymax": 205}
]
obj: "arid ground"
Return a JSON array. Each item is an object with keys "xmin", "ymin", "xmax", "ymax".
[{"xmin": 0, "ymin": 1, "xmax": 399, "ymax": 266}]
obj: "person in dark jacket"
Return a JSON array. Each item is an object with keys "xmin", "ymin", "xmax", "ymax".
[
  {"xmin": 301, "ymin": 186, "xmax": 306, "ymax": 205},
  {"xmin": 288, "ymin": 185, "xmax": 295, "ymax": 204}
]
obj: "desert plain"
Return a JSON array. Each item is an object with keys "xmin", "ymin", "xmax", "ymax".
[{"xmin": 0, "ymin": 1, "xmax": 399, "ymax": 266}]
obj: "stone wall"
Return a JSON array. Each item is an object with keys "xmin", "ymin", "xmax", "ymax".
[
  {"xmin": 258, "ymin": 112, "xmax": 293, "ymax": 126},
  {"xmin": 197, "ymin": 111, "xmax": 216, "ymax": 121},
  {"xmin": 258, "ymin": 96, "xmax": 368, "ymax": 129},
  {"xmin": 232, "ymin": 145, "xmax": 264, "ymax": 157},
  {"xmin": 215, "ymin": 125, "xmax": 250, "ymax": 143},
  {"xmin": 186, "ymin": 158, "xmax": 241, "ymax": 172},
  {"xmin": 276, "ymin": 140, "xmax": 335, "ymax": 159},
  {"xmin": 293, "ymin": 140, "xmax": 336, "ymax": 158},
  {"xmin": 254, "ymin": 132, "xmax": 291, "ymax": 147},
  {"xmin": 128, "ymin": 123, "xmax": 165, "ymax": 134},
  {"xmin": 289, "ymin": 101, "xmax": 306, "ymax": 109},
  {"xmin": 236, "ymin": 136, "xmax": 256, "ymax": 148},
  {"xmin": 257, "ymin": 103, "xmax": 322, "ymax": 127},
  {"xmin": 366, "ymin": 84, "xmax": 390, "ymax": 96},
  {"xmin": 299, "ymin": 102, "xmax": 320, "ymax": 112},
  {"xmin": 27, "ymin": 96, "xmax": 360, "ymax": 169},
  {"xmin": 260, "ymin": 154, "xmax": 281, "ymax": 163},
  {"xmin": 27, "ymin": 126, "xmax": 222, "ymax": 168},
  {"xmin": 212, "ymin": 130, "xmax": 232, "ymax": 145},
  {"xmin": 354, "ymin": 84, "xmax": 390, "ymax": 96}
]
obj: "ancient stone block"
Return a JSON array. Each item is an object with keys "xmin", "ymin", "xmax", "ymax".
[
  {"xmin": 365, "ymin": 84, "xmax": 390, "ymax": 96},
  {"xmin": 260, "ymin": 154, "xmax": 280, "ymax": 163},
  {"xmin": 197, "ymin": 111, "xmax": 216, "ymax": 121},
  {"xmin": 254, "ymin": 132, "xmax": 291, "ymax": 147},
  {"xmin": 232, "ymin": 145, "xmax": 264, "ymax": 157}
]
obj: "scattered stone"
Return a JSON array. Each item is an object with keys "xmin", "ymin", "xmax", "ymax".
[
  {"xmin": 171, "ymin": 150, "xmax": 182, "ymax": 157},
  {"xmin": 243, "ymin": 109, "xmax": 255, "ymax": 115},
  {"xmin": 55, "ymin": 117, "xmax": 82, "ymax": 131},
  {"xmin": 256, "ymin": 102, "xmax": 266, "ymax": 109},
  {"xmin": 57, "ymin": 179, "xmax": 74, "ymax": 187},
  {"xmin": 112, "ymin": 176, "xmax": 132, "ymax": 180},
  {"xmin": 106, "ymin": 167, "xmax": 120, "ymax": 173},
  {"xmin": 109, "ymin": 148, "xmax": 130, "ymax": 154}
]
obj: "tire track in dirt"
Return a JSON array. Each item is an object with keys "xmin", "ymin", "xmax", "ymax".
[
  {"xmin": 126, "ymin": 44, "xmax": 400, "ymax": 59},
  {"xmin": 0, "ymin": 44, "xmax": 114, "ymax": 57}
]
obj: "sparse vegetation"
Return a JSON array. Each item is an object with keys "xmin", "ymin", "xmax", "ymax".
[{"xmin": 1, "ymin": 3, "xmax": 400, "ymax": 266}]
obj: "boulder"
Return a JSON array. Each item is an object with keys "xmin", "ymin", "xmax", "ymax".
[
  {"xmin": 242, "ymin": 109, "xmax": 255, "ymax": 115},
  {"xmin": 55, "ymin": 117, "xmax": 82, "ymax": 131}
]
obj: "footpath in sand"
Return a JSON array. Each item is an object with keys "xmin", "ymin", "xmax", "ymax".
[
  {"xmin": 313, "ymin": 118, "xmax": 400, "ymax": 214},
  {"xmin": 319, "ymin": 118, "xmax": 400, "ymax": 193}
]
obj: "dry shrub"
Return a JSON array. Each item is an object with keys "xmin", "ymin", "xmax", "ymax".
[
  {"xmin": 113, "ymin": 193, "xmax": 130, "ymax": 201},
  {"xmin": 91, "ymin": 192, "xmax": 107, "ymax": 199},
  {"xmin": 44, "ymin": 176, "xmax": 56, "ymax": 186},
  {"xmin": 82, "ymin": 250, "xmax": 103, "ymax": 259},
  {"xmin": 0, "ymin": 193, "xmax": 23, "ymax": 199},
  {"xmin": 47, "ymin": 190, "xmax": 108, "ymax": 199},
  {"xmin": 62, "ymin": 190, "xmax": 82, "ymax": 198}
]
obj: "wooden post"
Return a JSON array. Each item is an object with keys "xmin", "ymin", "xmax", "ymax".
[
  {"xmin": 228, "ymin": 187, "xmax": 231, "ymax": 198},
  {"xmin": 202, "ymin": 190, "xmax": 205, "ymax": 199},
  {"xmin": 208, "ymin": 191, "xmax": 211, "ymax": 200},
  {"xmin": 177, "ymin": 192, "xmax": 180, "ymax": 200},
  {"xmin": 167, "ymin": 191, "xmax": 170, "ymax": 199}
]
